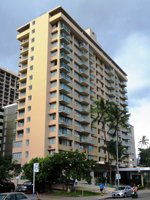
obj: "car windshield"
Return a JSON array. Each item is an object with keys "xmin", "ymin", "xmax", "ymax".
[
  {"xmin": 0, "ymin": 194, "xmax": 7, "ymax": 200},
  {"xmin": 117, "ymin": 187, "xmax": 125, "ymax": 190}
]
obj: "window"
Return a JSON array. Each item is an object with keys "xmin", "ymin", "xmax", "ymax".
[
  {"xmin": 51, "ymin": 31, "xmax": 58, "ymax": 39},
  {"xmin": 51, "ymin": 50, "xmax": 57, "ymax": 57},
  {"xmin": 29, "ymin": 75, "xmax": 33, "ymax": 80},
  {"xmin": 26, "ymin": 128, "xmax": 30, "ymax": 133},
  {"xmin": 27, "ymin": 106, "xmax": 31, "ymax": 111},
  {"xmin": 51, "ymin": 80, "xmax": 57, "ymax": 87},
  {"xmin": 28, "ymin": 85, "xmax": 32, "ymax": 90},
  {"xmin": 12, "ymin": 152, "xmax": 22, "ymax": 159},
  {"xmin": 13, "ymin": 141, "xmax": 22, "ymax": 148},
  {"xmin": 25, "ymin": 151, "xmax": 29, "ymax": 158},
  {"xmin": 28, "ymin": 95, "xmax": 32, "ymax": 101},
  {"xmin": 31, "ymin": 47, "xmax": 34, "ymax": 52},
  {"xmin": 32, "ymin": 29, "xmax": 35, "ymax": 33},
  {"xmin": 49, "ymin": 113, "xmax": 56, "ymax": 120},
  {"xmin": 30, "ymin": 65, "xmax": 33, "ymax": 70},
  {"xmin": 51, "ymin": 40, "xmax": 58, "ymax": 48},
  {"xmin": 27, "ymin": 117, "xmax": 31, "ymax": 122},
  {"xmin": 50, "ymin": 102, "xmax": 56, "ymax": 109},
  {"xmin": 51, "ymin": 70, "xmax": 57, "ymax": 77},
  {"xmin": 26, "ymin": 139, "xmax": 30, "ymax": 146},
  {"xmin": 32, "ymin": 20, "xmax": 35, "ymax": 25},
  {"xmin": 30, "ymin": 56, "xmax": 34, "ymax": 61},
  {"xmin": 31, "ymin": 38, "xmax": 35, "ymax": 43},
  {"xmin": 49, "ymin": 138, "xmax": 56, "ymax": 145},
  {"xmin": 50, "ymin": 91, "xmax": 56, "ymax": 98},
  {"xmin": 51, "ymin": 60, "xmax": 57, "ymax": 67},
  {"xmin": 49, "ymin": 125, "xmax": 56, "ymax": 132}
]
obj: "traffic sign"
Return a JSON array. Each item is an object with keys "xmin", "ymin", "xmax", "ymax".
[{"xmin": 34, "ymin": 163, "xmax": 39, "ymax": 172}]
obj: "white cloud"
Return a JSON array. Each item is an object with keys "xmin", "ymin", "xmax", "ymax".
[
  {"xmin": 114, "ymin": 33, "xmax": 150, "ymax": 92},
  {"xmin": 114, "ymin": 33, "xmax": 150, "ymax": 154}
]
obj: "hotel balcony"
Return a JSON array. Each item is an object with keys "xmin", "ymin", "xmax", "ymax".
[
  {"xmin": 120, "ymin": 100, "xmax": 128, "ymax": 107},
  {"xmin": 80, "ymin": 51, "xmax": 88, "ymax": 61},
  {"xmin": 79, "ymin": 43, "xmax": 88, "ymax": 52},
  {"xmin": 60, "ymin": 73, "xmax": 71, "ymax": 84},
  {"xmin": 90, "ymin": 65, "xmax": 95, "ymax": 72},
  {"xmin": 18, "ymin": 102, "xmax": 25, "ymax": 109},
  {"xmin": 59, "ymin": 105, "xmax": 72, "ymax": 115},
  {"xmin": 21, "ymin": 38, "xmax": 29, "ymax": 47},
  {"xmin": 59, "ymin": 118, "xmax": 72, "ymax": 128},
  {"xmin": 106, "ymin": 90, "xmax": 115, "ymax": 97},
  {"xmin": 59, "ymin": 132, "xmax": 73, "ymax": 140},
  {"xmin": 106, "ymin": 83, "xmax": 114, "ymax": 90},
  {"xmin": 60, "ymin": 52, "xmax": 70, "ymax": 63},
  {"xmin": 60, "ymin": 43, "xmax": 70, "ymax": 54},
  {"xmin": 79, "ymin": 77, "xmax": 89, "ymax": 87},
  {"xmin": 19, "ymin": 73, "xmax": 27, "ymax": 82},
  {"xmin": 20, "ymin": 56, "xmax": 28, "ymax": 64},
  {"xmin": 80, "ymin": 136, "xmax": 96, "ymax": 145},
  {"xmin": 60, "ymin": 33, "xmax": 70, "ymax": 44},
  {"xmin": 60, "ymin": 62, "xmax": 71, "ymax": 73},
  {"xmin": 19, "ymin": 64, "xmax": 27, "ymax": 73},
  {"xmin": 119, "ymin": 81, "xmax": 127, "ymax": 87},
  {"xmin": 60, "ymin": 83, "xmax": 72, "ymax": 94},
  {"xmin": 79, "ymin": 96, "xmax": 90, "ymax": 105},
  {"xmin": 80, "ymin": 60, "xmax": 88, "ymax": 69},
  {"xmin": 79, "ymin": 68, "xmax": 88, "ymax": 78},
  {"xmin": 78, "ymin": 86, "xmax": 89, "ymax": 95},
  {"xmin": 59, "ymin": 144, "xmax": 73, "ymax": 151},
  {"xmin": 105, "ymin": 68, "xmax": 114, "ymax": 76},
  {"xmin": 79, "ymin": 116, "xmax": 90, "ymax": 124},
  {"xmin": 19, "ymin": 83, "xmax": 26, "ymax": 91},
  {"xmin": 60, "ymin": 23, "xmax": 71, "ymax": 35},
  {"xmin": 78, "ymin": 125, "xmax": 90, "ymax": 134},
  {"xmin": 120, "ymin": 93, "xmax": 128, "ymax": 100},
  {"xmin": 20, "ymin": 47, "xmax": 29, "ymax": 55},
  {"xmin": 59, "ymin": 94, "xmax": 72, "ymax": 105}
]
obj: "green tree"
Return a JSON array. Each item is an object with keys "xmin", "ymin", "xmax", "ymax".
[
  {"xmin": 91, "ymin": 98, "xmax": 130, "ymax": 185},
  {"xmin": 138, "ymin": 135, "xmax": 149, "ymax": 148},
  {"xmin": 0, "ymin": 156, "xmax": 12, "ymax": 182},
  {"xmin": 106, "ymin": 140, "xmax": 129, "ymax": 162},
  {"xmin": 139, "ymin": 147, "xmax": 150, "ymax": 166},
  {"xmin": 23, "ymin": 151, "xmax": 96, "ymax": 190}
]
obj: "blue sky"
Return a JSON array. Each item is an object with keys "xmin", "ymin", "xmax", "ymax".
[{"xmin": 0, "ymin": 0, "xmax": 150, "ymax": 152}]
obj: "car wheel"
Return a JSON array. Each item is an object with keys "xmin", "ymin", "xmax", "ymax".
[{"xmin": 124, "ymin": 193, "xmax": 127, "ymax": 198}]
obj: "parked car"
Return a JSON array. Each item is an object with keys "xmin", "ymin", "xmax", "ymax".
[
  {"xmin": 0, "ymin": 192, "xmax": 36, "ymax": 200},
  {"xmin": 0, "ymin": 182, "xmax": 15, "ymax": 193},
  {"xmin": 16, "ymin": 181, "xmax": 33, "ymax": 193},
  {"xmin": 112, "ymin": 185, "xmax": 133, "ymax": 198},
  {"xmin": 16, "ymin": 181, "xmax": 44, "ymax": 193}
]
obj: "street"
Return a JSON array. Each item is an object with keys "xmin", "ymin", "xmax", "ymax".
[{"xmin": 34, "ymin": 189, "xmax": 150, "ymax": 200}]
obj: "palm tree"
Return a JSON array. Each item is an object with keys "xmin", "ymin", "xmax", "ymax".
[
  {"xmin": 138, "ymin": 135, "xmax": 149, "ymax": 148},
  {"xmin": 105, "ymin": 102, "xmax": 130, "ymax": 187},
  {"xmin": 91, "ymin": 98, "xmax": 108, "ymax": 143}
]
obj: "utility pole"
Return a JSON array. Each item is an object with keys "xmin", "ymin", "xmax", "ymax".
[{"xmin": 116, "ymin": 130, "xmax": 119, "ymax": 188}]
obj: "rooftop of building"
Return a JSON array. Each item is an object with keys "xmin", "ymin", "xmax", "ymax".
[
  {"xmin": 0, "ymin": 66, "xmax": 19, "ymax": 77},
  {"xmin": 17, "ymin": 6, "xmax": 127, "ymax": 78}
]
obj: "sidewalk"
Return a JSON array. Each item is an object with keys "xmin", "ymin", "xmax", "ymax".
[
  {"xmin": 37, "ymin": 193, "xmax": 111, "ymax": 200},
  {"xmin": 34, "ymin": 186, "xmax": 114, "ymax": 200}
]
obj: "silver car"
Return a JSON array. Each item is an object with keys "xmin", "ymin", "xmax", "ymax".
[
  {"xmin": 112, "ymin": 186, "xmax": 133, "ymax": 198},
  {"xmin": 0, "ymin": 192, "xmax": 36, "ymax": 200}
]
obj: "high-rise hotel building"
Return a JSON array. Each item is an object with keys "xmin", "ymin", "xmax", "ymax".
[
  {"xmin": 13, "ymin": 7, "xmax": 135, "ymax": 166},
  {"xmin": 0, "ymin": 67, "xmax": 18, "ymax": 107}
]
